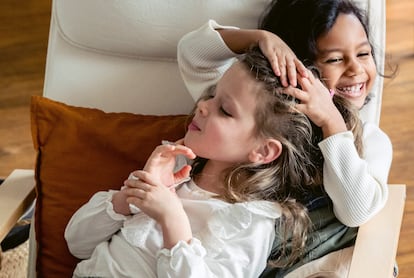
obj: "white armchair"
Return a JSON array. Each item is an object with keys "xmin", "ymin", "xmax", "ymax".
[{"xmin": 0, "ymin": 0, "xmax": 406, "ymax": 277}]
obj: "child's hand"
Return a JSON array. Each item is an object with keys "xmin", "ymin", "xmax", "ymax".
[
  {"xmin": 124, "ymin": 170, "xmax": 185, "ymax": 223},
  {"xmin": 140, "ymin": 143, "xmax": 196, "ymax": 188},
  {"xmin": 257, "ymin": 30, "xmax": 308, "ymax": 87},
  {"xmin": 125, "ymin": 170, "xmax": 192, "ymax": 248},
  {"xmin": 112, "ymin": 189, "xmax": 133, "ymax": 216},
  {"xmin": 284, "ymin": 70, "xmax": 347, "ymax": 137}
]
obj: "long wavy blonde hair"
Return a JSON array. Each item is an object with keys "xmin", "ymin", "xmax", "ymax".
[{"xmin": 190, "ymin": 46, "xmax": 363, "ymax": 267}]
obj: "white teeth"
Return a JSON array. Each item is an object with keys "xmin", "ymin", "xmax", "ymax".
[{"xmin": 337, "ymin": 83, "xmax": 363, "ymax": 96}]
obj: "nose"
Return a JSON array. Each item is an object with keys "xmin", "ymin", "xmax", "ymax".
[
  {"xmin": 197, "ymin": 99, "xmax": 209, "ymax": 116},
  {"xmin": 345, "ymin": 58, "xmax": 363, "ymax": 76}
]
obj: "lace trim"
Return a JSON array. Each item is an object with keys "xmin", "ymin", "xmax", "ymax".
[
  {"xmin": 122, "ymin": 213, "xmax": 156, "ymax": 247},
  {"xmin": 157, "ymin": 238, "xmax": 205, "ymax": 258},
  {"xmin": 196, "ymin": 201, "xmax": 281, "ymax": 256}
]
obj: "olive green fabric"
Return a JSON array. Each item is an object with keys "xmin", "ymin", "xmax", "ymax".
[{"xmin": 260, "ymin": 198, "xmax": 358, "ymax": 278}]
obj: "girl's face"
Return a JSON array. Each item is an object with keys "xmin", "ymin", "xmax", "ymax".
[
  {"xmin": 184, "ymin": 62, "xmax": 263, "ymax": 166},
  {"xmin": 315, "ymin": 13, "xmax": 377, "ymax": 109}
]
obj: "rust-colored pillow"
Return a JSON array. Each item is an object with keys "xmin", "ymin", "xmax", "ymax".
[{"xmin": 31, "ymin": 96, "xmax": 188, "ymax": 277}]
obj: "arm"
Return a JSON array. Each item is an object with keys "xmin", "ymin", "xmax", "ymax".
[
  {"xmin": 64, "ymin": 191, "xmax": 126, "ymax": 258},
  {"xmin": 320, "ymin": 124, "xmax": 392, "ymax": 226},
  {"xmin": 125, "ymin": 170, "xmax": 193, "ymax": 249},
  {"xmin": 177, "ymin": 20, "xmax": 306, "ymax": 101},
  {"xmin": 287, "ymin": 70, "xmax": 348, "ymax": 138},
  {"xmin": 285, "ymin": 74, "xmax": 391, "ymax": 226},
  {"xmin": 156, "ymin": 203, "xmax": 277, "ymax": 278},
  {"xmin": 217, "ymin": 28, "xmax": 307, "ymax": 87},
  {"xmin": 177, "ymin": 20, "xmax": 239, "ymax": 101},
  {"xmin": 123, "ymin": 144, "xmax": 196, "ymax": 248}
]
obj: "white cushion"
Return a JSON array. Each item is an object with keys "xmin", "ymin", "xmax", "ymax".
[
  {"xmin": 44, "ymin": 0, "xmax": 271, "ymax": 114},
  {"xmin": 55, "ymin": 0, "xmax": 270, "ymax": 58}
]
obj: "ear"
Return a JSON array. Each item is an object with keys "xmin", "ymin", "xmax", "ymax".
[{"xmin": 248, "ymin": 139, "xmax": 282, "ymax": 164}]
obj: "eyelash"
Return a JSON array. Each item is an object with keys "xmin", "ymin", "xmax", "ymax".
[
  {"xmin": 357, "ymin": 52, "xmax": 370, "ymax": 57},
  {"xmin": 220, "ymin": 107, "xmax": 232, "ymax": 117},
  {"xmin": 326, "ymin": 57, "xmax": 342, "ymax": 63},
  {"xmin": 204, "ymin": 86, "xmax": 233, "ymax": 117},
  {"xmin": 325, "ymin": 52, "xmax": 371, "ymax": 64}
]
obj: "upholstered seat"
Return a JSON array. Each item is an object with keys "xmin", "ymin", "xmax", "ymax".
[{"xmin": 0, "ymin": 0, "xmax": 405, "ymax": 277}]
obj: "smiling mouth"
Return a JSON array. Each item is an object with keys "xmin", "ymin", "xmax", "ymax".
[{"xmin": 336, "ymin": 83, "xmax": 364, "ymax": 97}]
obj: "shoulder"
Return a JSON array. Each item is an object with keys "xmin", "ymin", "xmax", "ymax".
[
  {"xmin": 196, "ymin": 200, "xmax": 280, "ymax": 247},
  {"xmin": 208, "ymin": 201, "xmax": 281, "ymax": 236},
  {"xmin": 217, "ymin": 200, "xmax": 282, "ymax": 221},
  {"xmin": 235, "ymin": 200, "xmax": 282, "ymax": 219}
]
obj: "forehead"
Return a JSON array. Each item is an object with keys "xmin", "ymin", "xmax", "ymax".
[
  {"xmin": 217, "ymin": 62, "xmax": 264, "ymax": 99},
  {"xmin": 317, "ymin": 13, "xmax": 368, "ymax": 51}
]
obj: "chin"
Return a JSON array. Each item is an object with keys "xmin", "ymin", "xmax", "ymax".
[
  {"xmin": 183, "ymin": 137, "xmax": 198, "ymax": 152},
  {"xmin": 350, "ymin": 98, "xmax": 366, "ymax": 109}
]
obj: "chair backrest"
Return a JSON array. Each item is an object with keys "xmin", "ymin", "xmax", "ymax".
[
  {"xmin": 43, "ymin": 0, "xmax": 385, "ymax": 123},
  {"xmin": 30, "ymin": 0, "xmax": 387, "ymax": 277}
]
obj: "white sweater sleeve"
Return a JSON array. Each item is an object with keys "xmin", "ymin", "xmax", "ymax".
[
  {"xmin": 319, "ymin": 123, "xmax": 392, "ymax": 227},
  {"xmin": 64, "ymin": 191, "xmax": 127, "ymax": 259},
  {"xmin": 177, "ymin": 19, "xmax": 239, "ymax": 101}
]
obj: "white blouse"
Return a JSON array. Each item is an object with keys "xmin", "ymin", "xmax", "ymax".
[{"xmin": 65, "ymin": 180, "xmax": 281, "ymax": 278}]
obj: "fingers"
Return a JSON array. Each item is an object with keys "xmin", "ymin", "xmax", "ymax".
[
  {"xmin": 278, "ymin": 61, "xmax": 288, "ymax": 87},
  {"xmin": 171, "ymin": 144, "xmax": 196, "ymax": 159},
  {"xmin": 155, "ymin": 143, "xmax": 196, "ymax": 160},
  {"xmin": 295, "ymin": 59, "xmax": 308, "ymax": 79},
  {"xmin": 269, "ymin": 53, "xmax": 305, "ymax": 88},
  {"xmin": 173, "ymin": 165, "xmax": 192, "ymax": 184},
  {"xmin": 283, "ymin": 86, "xmax": 308, "ymax": 102},
  {"xmin": 297, "ymin": 73, "xmax": 311, "ymax": 90},
  {"xmin": 124, "ymin": 171, "xmax": 159, "ymax": 195},
  {"xmin": 124, "ymin": 170, "xmax": 152, "ymax": 188},
  {"xmin": 270, "ymin": 54, "xmax": 295, "ymax": 87},
  {"xmin": 286, "ymin": 60, "xmax": 298, "ymax": 87},
  {"xmin": 257, "ymin": 32, "xmax": 307, "ymax": 88},
  {"xmin": 268, "ymin": 54, "xmax": 281, "ymax": 77},
  {"xmin": 297, "ymin": 73, "xmax": 333, "ymax": 99},
  {"xmin": 174, "ymin": 138, "xmax": 184, "ymax": 145}
]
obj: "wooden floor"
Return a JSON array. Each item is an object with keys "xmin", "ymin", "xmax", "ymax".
[{"xmin": 0, "ymin": 0, "xmax": 413, "ymax": 276}]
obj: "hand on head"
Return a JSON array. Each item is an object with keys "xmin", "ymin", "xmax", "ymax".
[
  {"xmin": 283, "ymin": 69, "xmax": 348, "ymax": 137},
  {"xmin": 257, "ymin": 30, "xmax": 308, "ymax": 87}
]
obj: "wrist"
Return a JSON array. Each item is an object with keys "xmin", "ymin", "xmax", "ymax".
[
  {"xmin": 218, "ymin": 28, "xmax": 262, "ymax": 54},
  {"xmin": 321, "ymin": 112, "xmax": 348, "ymax": 138},
  {"xmin": 112, "ymin": 191, "xmax": 131, "ymax": 215},
  {"xmin": 160, "ymin": 210, "xmax": 192, "ymax": 249}
]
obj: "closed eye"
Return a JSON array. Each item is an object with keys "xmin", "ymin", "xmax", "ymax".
[
  {"xmin": 325, "ymin": 57, "xmax": 343, "ymax": 64},
  {"xmin": 220, "ymin": 107, "xmax": 232, "ymax": 117},
  {"xmin": 357, "ymin": 52, "xmax": 370, "ymax": 58}
]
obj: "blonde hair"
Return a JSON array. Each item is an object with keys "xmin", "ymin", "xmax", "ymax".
[{"xmin": 190, "ymin": 46, "xmax": 363, "ymax": 267}]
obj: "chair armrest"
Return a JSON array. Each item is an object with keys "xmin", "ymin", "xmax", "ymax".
[
  {"xmin": 348, "ymin": 184, "xmax": 406, "ymax": 278},
  {"xmin": 0, "ymin": 169, "xmax": 36, "ymax": 243}
]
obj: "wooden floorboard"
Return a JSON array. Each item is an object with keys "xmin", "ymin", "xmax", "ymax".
[{"xmin": 0, "ymin": 0, "xmax": 413, "ymax": 276}]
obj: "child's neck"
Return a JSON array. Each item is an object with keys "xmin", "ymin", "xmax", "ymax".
[{"xmin": 195, "ymin": 160, "xmax": 228, "ymax": 194}]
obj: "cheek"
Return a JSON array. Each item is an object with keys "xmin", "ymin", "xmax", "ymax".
[{"xmin": 318, "ymin": 68, "xmax": 338, "ymax": 88}]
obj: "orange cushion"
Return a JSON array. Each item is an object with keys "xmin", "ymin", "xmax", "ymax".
[{"xmin": 31, "ymin": 96, "xmax": 188, "ymax": 277}]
